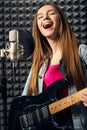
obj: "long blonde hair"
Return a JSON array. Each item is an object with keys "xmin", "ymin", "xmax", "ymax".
[{"xmin": 28, "ymin": 2, "xmax": 85, "ymax": 95}]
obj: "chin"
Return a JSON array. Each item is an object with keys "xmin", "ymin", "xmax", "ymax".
[
  {"xmin": 45, "ymin": 33, "xmax": 55, "ymax": 39},
  {"xmin": 43, "ymin": 32, "xmax": 54, "ymax": 37}
]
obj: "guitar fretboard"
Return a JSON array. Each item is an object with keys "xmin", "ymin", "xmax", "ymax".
[{"xmin": 49, "ymin": 87, "xmax": 87, "ymax": 115}]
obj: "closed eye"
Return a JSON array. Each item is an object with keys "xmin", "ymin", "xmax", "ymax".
[
  {"xmin": 48, "ymin": 10, "xmax": 57, "ymax": 15},
  {"xmin": 37, "ymin": 15, "xmax": 43, "ymax": 19}
]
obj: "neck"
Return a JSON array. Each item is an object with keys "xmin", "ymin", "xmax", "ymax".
[
  {"xmin": 46, "ymin": 38, "xmax": 62, "ymax": 65},
  {"xmin": 47, "ymin": 38, "xmax": 61, "ymax": 52},
  {"xmin": 50, "ymin": 45, "xmax": 62, "ymax": 65}
]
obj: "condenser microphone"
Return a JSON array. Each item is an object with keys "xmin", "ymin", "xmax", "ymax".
[
  {"xmin": 5, "ymin": 30, "xmax": 24, "ymax": 67},
  {"xmin": 8, "ymin": 30, "xmax": 18, "ymax": 61},
  {"xmin": 0, "ymin": 29, "xmax": 34, "ymax": 67}
]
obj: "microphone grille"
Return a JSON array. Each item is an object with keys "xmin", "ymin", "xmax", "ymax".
[{"xmin": 9, "ymin": 30, "xmax": 19, "ymax": 42}]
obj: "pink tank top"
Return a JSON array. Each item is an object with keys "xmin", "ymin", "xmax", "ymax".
[
  {"xmin": 43, "ymin": 64, "xmax": 68, "ymax": 96},
  {"xmin": 43, "ymin": 64, "xmax": 64, "ymax": 88}
]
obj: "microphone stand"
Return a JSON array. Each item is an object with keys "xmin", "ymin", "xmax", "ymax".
[
  {"xmin": 0, "ymin": 57, "xmax": 7, "ymax": 130},
  {"xmin": 11, "ymin": 61, "xmax": 16, "ymax": 97}
]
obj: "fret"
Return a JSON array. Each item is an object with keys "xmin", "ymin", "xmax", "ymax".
[{"xmin": 49, "ymin": 88, "xmax": 87, "ymax": 115}]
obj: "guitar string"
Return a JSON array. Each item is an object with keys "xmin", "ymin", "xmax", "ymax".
[{"xmin": 21, "ymin": 105, "xmax": 49, "ymax": 125}]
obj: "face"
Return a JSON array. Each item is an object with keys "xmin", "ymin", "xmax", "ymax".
[{"xmin": 37, "ymin": 5, "xmax": 60, "ymax": 40}]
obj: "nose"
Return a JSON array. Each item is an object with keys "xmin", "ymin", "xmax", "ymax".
[{"xmin": 43, "ymin": 13, "xmax": 50, "ymax": 20}]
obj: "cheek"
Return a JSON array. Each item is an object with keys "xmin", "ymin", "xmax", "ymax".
[
  {"xmin": 37, "ymin": 21, "xmax": 43, "ymax": 33},
  {"xmin": 37, "ymin": 20, "xmax": 41, "ymax": 29},
  {"xmin": 56, "ymin": 17, "xmax": 59, "ymax": 24},
  {"xmin": 54, "ymin": 18, "xmax": 60, "ymax": 31},
  {"xmin": 54, "ymin": 15, "xmax": 60, "ymax": 26}
]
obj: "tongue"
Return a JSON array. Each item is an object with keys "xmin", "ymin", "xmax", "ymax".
[{"xmin": 43, "ymin": 24, "xmax": 52, "ymax": 29}]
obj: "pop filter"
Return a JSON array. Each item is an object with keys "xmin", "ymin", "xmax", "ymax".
[{"xmin": 18, "ymin": 29, "xmax": 34, "ymax": 58}]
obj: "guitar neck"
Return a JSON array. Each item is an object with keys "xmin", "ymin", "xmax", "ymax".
[{"xmin": 49, "ymin": 87, "xmax": 87, "ymax": 115}]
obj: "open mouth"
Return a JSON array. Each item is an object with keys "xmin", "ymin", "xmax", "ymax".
[{"xmin": 43, "ymin": 22, "xmax": 53, "ymax": 29}]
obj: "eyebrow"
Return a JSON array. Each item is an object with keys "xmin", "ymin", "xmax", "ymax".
[{"xmin": 37, "ymin": 9, "xmax": 57, "ymax": 16}]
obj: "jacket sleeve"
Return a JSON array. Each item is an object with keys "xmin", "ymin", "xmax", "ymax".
[
  {"xmin": 79, "ymin": 44, "xmax": 87, "ymax": 86},
  {"xmin": 79, "ymin": 44, "xmax": 87, "ymax": 66},
  {"xmin": 22, "ymin": 68, "xmax": 32, "ymax": 95}
]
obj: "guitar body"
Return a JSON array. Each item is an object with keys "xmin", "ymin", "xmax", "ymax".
[{"xmin": 8, "ymin": 80, "xmax": 73, "ymax": 130}]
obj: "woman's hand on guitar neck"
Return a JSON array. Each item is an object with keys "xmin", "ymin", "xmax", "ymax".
[{"xmin": 81, "ymin": 92, "xmax": 87, "ymax": 107}]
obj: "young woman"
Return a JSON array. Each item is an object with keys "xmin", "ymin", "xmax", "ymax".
[{"xmin": 22, "ymin": 2, "xmax": 87, "ymax": 130}]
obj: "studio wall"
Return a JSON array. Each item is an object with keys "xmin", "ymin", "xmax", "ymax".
[{"xmin": 0, "ymin": 0, "xmax": 87, "ymax": 129}]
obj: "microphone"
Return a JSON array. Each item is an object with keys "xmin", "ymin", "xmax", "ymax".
[
  {"xmin": 6, "ymin": 30, "xmax": 18, "ymax": 61},
  {"xmin": 79, "ymin": 44, "xmax": 87, "ymax": 65},
  {"xmin": 0, "ymin": 29, "xmax": 34, "ymax": 67},
  {"xmin": 5, "ymin": 30, "xmax": 24, "ymax": 67}
]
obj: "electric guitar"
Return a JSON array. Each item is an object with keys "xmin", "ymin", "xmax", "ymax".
[{"xmin": 8, "ymin": 80, "xmax": 87, "ymax": 130}]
